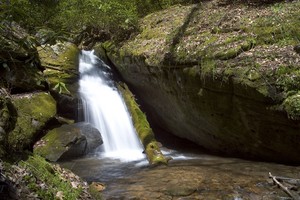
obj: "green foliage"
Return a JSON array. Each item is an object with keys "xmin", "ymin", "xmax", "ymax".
[
  {"xmin": 283, "ymin": 92, "xmax": 300, "ymax": 120},
  {"xmin": 1, "ymin": 0, "xmax": 194, "ymax": 42},
  {"xmin": 253, "ymin": 2, "xmax": 300, "ymax": 45},
  {"xmin": 19, "ymin": 155, "xmax": 82, "ymax": 200},
  {"xmin": 53, "ymin": 81, "xmax": 70, "ymax": 94}
]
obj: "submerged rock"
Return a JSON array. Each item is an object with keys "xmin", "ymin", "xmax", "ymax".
[
  {"xmin": 34, "ymin": 122, "xmax": 102, "ymax": 162},
  {"xmin": 105, "ymin": 1, "xmax": 300, "ymax": 163}
]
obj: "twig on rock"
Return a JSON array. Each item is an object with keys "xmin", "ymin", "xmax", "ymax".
[{"xmin": 269, "ymin": 172, "xmax": 300, "ymax": 200}]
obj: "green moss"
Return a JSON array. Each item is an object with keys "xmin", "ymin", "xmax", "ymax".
[
  {"xmin": 33, "ymin": 128, "xmax": 66, "ymax": 161},
  {"xmin": 252, "ymin": 2, "xmax": 300, "ymax": 46},
  {"xmin": 19, "ymin": 155, "xmax": 82, "ymax": 200},
  {"xmin": 8, "ymin": 93, "xmax": 56, "ymax": 151},
  {"xmin": 38, "ymin": 42, "xmax": 79, "ymax": 94},
  {"xmin": 145, "ymin": 141, "xmax": 169, "ymax": 165},
  {"xmin": 213, "ymin": 37, "xmax": 256, "ymax": 60},
  {"xmin": 118, "ymin": 84, "xmax": 170, "ymax": 165},
  {"xmin": 283, "ymin": 92, "xmax": 300, "ymax": 120}
]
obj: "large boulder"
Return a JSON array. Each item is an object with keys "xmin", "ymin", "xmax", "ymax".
[
  {"xmin": 38, "ymin": 41, "xmax": 80, "ymax": 95},
  {"xmin": 34, "ymin": 122, "xmax": 102, "ymax": 161},
  {"xmin": 8, "ymin": 92, "xmax": 56, "ymax": 152},
  {"xmin": 38, "ymin": 42, "xmax": 80, "ymax": 119},
  {"xmin": 104, "ymin": 1, "xmax": 300, "ymax": 164}
]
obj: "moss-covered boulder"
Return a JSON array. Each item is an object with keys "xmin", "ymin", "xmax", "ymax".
[
  {"xmin": 38, "ymin": 42, "xmax": 80, "ymax": 119},
  {"xmin": 118, "ymin": 84, "xmax": 170, "ymax": 165},
  {"xmin": 34, "ymin": 122, "xmax": 102, "ymax": 162},
  {"xmin": 38, "ymin": 42, "xmax": 79, "ymax": 94},
  {"xmin": 8, "ymin": 92, "xmax": 56, "ymax": 152},
  {"xmin": 105, "ymin": 1, "xmax": 300, "ymax": 164}
]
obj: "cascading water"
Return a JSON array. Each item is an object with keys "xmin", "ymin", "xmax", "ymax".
[{"xmin": 78, "ymin": 50, "xmax": 145, "ymax": 161}]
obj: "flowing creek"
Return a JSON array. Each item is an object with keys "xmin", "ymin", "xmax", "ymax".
[
  {"xmin": 61, "ymin": 50, "xmax": 300, "ymax": 199},
  {"xmin": 61, "ymin": 149, "xmax": 300, "ymax": 200}
]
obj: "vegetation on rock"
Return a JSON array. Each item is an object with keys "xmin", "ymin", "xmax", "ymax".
[
  {"xmin": 8, "ymin": 92, "xmax": 56, "ymax": 153},
  {"xmin": 118, "ymin": 84, "xmax": 170, "ymax": 165},
  {"xmin": 38, "ymin": 42, "xmax": 80, "ymax": 95},
  {"xmin": 104, "ymin": 0, "xmax": 300, "ymax": 163},
  {"xmin": 1, "ymin": 155, "xmax": 97, "ymax": 199}
]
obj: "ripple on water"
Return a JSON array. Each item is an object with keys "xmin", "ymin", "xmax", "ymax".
[{"xmin": 59, "ymin": 151, "xmax": 300, "ymax": 200}]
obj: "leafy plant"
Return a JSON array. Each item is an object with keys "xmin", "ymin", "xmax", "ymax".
[{"xmin": 53, "ymin": 81, "xmax": 70, "ymax": 94}]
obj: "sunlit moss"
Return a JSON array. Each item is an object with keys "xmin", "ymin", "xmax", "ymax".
[{"xmin": 8, "ymin": 93, "xmax": 56, "ymax": 152}]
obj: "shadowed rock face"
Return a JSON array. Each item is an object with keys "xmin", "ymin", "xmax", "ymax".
[{"xmin": 103, "ymin": 1, "xmax": 300, "ymax": 164}]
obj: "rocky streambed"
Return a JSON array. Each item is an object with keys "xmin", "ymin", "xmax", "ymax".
[{"xmin": 61, "ymin": 150, "xmax": 300, "ymax": 200}]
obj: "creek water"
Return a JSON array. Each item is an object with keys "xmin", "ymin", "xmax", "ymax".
[{"xmin": 65, "ymin": 50, "xmax": 300, "ymax": 199}]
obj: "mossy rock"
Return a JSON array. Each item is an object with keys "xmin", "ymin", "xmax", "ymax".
[
  {"xmin": 8, "ymin": 92, "xmax": 56, "ymax": 152},
  {"xmin": 118, "ymin": 83, "xmax": 170, "ymax": 165},
  {"xmin": 105, "ymin": 1, "xmax": 300, "ymax": 163},
  {"xmin": 34, "ymin": 122, "xmax": 102, "ymax": 162},
  {"xmin": 2, "ymin": 154, "xmax": 93, "ymax": 199},
  {"xmin": 38, "ymin": 42, "xmax": 80, "ymax": 95},
  {"xmin": 283, "ymin": 92, "xmax": 300, "ymax": 120}
]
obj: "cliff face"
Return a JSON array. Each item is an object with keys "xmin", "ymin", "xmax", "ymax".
[{"xmin": 104, "ymin": 0, "xmax": 300, "ymax": 163}]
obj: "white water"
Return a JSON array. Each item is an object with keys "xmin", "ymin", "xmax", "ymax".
[{"xmin": 78, "ymin": 50, "xmax": 145, "ymax": 161}]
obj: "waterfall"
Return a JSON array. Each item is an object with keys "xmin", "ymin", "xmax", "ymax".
[{"xmin": 78, "ymin": 50, "xmax": 145, "ymax": 161}]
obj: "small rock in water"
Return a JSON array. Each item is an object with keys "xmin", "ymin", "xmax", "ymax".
[{"xmin": 90, "ymin": 182, "xmax": 106, "ymax": 192}]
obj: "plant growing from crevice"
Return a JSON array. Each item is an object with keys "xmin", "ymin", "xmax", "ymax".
[{"xmin": 53, "ymin": 81, "xmax": 70, "ymax": 94}]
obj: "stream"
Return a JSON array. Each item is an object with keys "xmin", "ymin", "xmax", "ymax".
[
  {"xmin": 70, "ymin": 50, "xmax": 300, "ymax": 200},
  {"xmin": 60, "ymin": 149, "xmax": 300, "ymax": 200}
]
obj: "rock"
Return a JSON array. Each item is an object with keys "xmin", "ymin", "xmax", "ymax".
[
  {"xmin": 35, "ymin": 28, "xmax": 57, "ymax": 45},
  {"xmin": 1, "ymin": 155, "xmax": 94, "ymax": 199},
  {"xmin": 38, "ymin": 41, "xmax": 80, "ymax": 120},
  {"xmin": 8, "ymin": 92, "xmax": 56, "ymax": 152},
  {"xmin": 105, "ymin": 2, "xmax": 300, "ymax": 164},
  {"xmin": 34, "ymin": 122, "xmax": 102, "ymax": 161},
  {"xmin": 38, "ymin": 41, "xmax": 80, "ymax": 95},
  {"xmin": 51, "ymin": 92, "xmax": 81, "ymax": 120},
  {"xmin": 0, "ymin": 21, "xmax": 47, "ymax": 93},
  {"xmin": 0, "ymin": 93, "xmax": 17, "ymax": 157}
]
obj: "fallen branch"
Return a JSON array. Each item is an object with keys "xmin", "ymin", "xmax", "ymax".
[{"xmin": 269, "ymin": 172, "xmax": 300, "ymax": 200}]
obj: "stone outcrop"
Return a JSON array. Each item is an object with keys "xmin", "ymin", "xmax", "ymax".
[
  {"xmin": 34, "ymin": 122, "xmax": 102, "ymax": 162},
  {"xmin": 37, "ymin": 42, "xmax": 81, "ymax": 119},
  {"xmin": 103, "ymin": 1, "xmax": 300, "ymax": 163}
]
